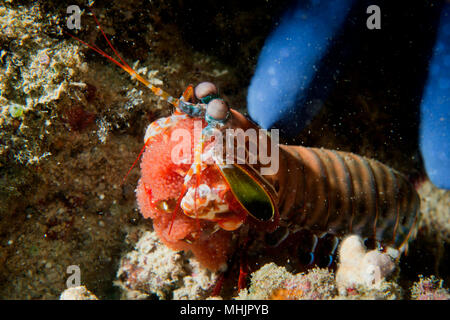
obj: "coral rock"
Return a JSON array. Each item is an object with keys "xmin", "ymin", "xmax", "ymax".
[
  {"xmin": 336, "ymin": 235, "xmax": 398, "ymax": 295},
  {"xmin": 60, "ymin": 286, "xmax": 98, "ymax": 300},
  {"xmin": 236, "ymin": 263, "xmax": 336, "ymax": 300},
  {"xmin": 116, "ymin": 230, "xmax": 217, "ymax": 299},
  {"xmin": 411, "ymin": 275, "xmax": 450, "ymax": 300}
]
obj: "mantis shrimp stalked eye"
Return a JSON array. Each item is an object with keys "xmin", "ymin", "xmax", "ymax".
[{"xmin": 206, "ymin": 99, "xmax": 229, "ymax": 121}]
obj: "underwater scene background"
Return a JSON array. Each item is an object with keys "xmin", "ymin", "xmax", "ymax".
[{"xmin": 0, "ymin": 0, "xmax": 449, "ymax": 299}]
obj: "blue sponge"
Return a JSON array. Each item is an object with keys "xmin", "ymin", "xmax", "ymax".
[
  {"xmin": 247, "ymin": 0, "xmax": 355, "ymax": 136},
  {"xmin": 419, "ymin": 4, "xmax": 450, "ymax": 189}
]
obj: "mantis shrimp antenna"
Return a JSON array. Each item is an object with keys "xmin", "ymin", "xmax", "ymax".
[
  {"xmin": 64, "ymin": 9, "xmax": 181, "ymax": 108},
  {"xmin": 64, "ymin": 8, "xmax": 188, "ymax": 184}
]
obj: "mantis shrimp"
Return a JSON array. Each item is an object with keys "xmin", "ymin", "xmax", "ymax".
[{"xmin": 65, "ymin": 8, "xmax": 421, "ymax": 290}]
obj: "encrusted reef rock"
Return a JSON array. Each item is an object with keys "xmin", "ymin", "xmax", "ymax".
[
  {"xmin": 115, "ymin": 230, "xmax": 217, "ymax": 300},
  {"xmin": 410, "ymin": 275, "xmax": 450, "ymax": 300},
  {"xmin": 60, "ymin": 286, "xmax": 98, "ymax": 300},
  {"xmin": 335, "ymin": 235, "xmax": 400, "ymax": 296},
  {"xmin": 236, "ymin": 263, "xmax": 337, "ymax": 300},
  {"xmin": 400, "ymin": 180, "xmax": 450, "ymax": 285},
  {"xmin": 418, "ymin": 181, "xmax": 450, "ymax": 242}
]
